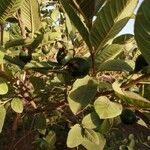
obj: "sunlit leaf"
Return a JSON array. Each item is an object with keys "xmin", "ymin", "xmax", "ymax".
[
  {"xmin": 20, "ymin": 0, "xmax": 41, "ymax": 35},
  {"xmin": 113, "ymin": 82, "xmax": 150, "ymax": 109},
  {"xmin": 0, "ymin": 77, "xmax": 8, "ymax": 95},
  {"xmin": 11, "ymin": 98, "xmax": 23, "ymax": 113},
  {"xmin": 94, "ymin": 96, "xmax": 122, "ymax": 119},
  {"xmin": 82, "ymin": 133, "xmax": 106, "ymax": 150},
  {"xmin": 0, "ymin": 105, "xmax": 6, "ymax": 133},
  {"xmin": 90, "ymin": 0, "xmax": 138, "ymax": 51},
  {"xmin": 82, "ymin": 112, "xmax": 101, "ymax": 129},
  {"xmin": 67, "ymin": 124, "xmax": 83, "ymax": 148},
  {"xmin": 84, "ymin": 129, "xmax": 99, "ymax": 145}
]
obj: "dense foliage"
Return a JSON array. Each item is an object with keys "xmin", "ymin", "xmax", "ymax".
[{"xmin": 0, "ymin": 0, "xmax": 150, "ymax": 149}]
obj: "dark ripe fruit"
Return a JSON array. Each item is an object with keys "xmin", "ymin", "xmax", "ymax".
[
  {"xmin": 42, "ymin": 46, "xmax": 50, "ymax": 54},
  {"xmin": 120, "ymin": 109, "xmax": 137, "ymax": 125},
  {"xmin": 56, "ymin": 47, "xmax": 72, "ymax": 65},
  {"xmin": 67, "ymin": 57, "xmax": 90, "ymax": 78},
  {"xmin": 134, "ymin": 54, "xmax": 149, "ymax": 73},
  {"xmin": 19, "ymin": 50, "xmax": 32, "ymax": 64}
]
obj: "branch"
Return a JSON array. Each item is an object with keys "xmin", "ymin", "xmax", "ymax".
[{"xmin": 97, "ymin": 73, "xmax": 150, "ymax": 97}]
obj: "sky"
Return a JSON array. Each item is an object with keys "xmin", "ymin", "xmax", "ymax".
[{"xmin": 118, "ymin": 0, "xmax": 143, "ymax": 35}]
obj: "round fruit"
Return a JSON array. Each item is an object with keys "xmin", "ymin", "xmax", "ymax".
[
  {"xmin": 120, "ymin": 109, "xmax": 137, "ymax": 125},
  {"xmin": 67, "ymin": 57, "xmax": 90, "ymax": 78},
  {"xmin": 134, "ymin": 54, "xmax": 148, "ymax": 73},
  {"xmin": 19, "ymin": 50, "xmax": 32, "ymax": 64},
  {"xmin": 56, "ymin": 47, "xmax": 72, "ymax": 65}
]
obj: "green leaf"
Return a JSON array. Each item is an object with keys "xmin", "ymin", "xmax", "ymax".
[
  {"xmin": 94, "ymin": 0, "xmax": 106, "ymax": 15},
  {"xmin": 82, "ymin": 112, "xmax": 101, "ymax": 129},
  {"xmin": 98, "ymin": 119, "xmax": 113, "ymax": 134},
  {"xmin": 67, "ymin": 124, "xmax": 83, "ymax": 148},
  {"xmin": 98, "ymin": 59, "xmax": 133, "ymax": 72},
  {"xmin": 0, "ymin": 0, "xmax": 24, "ymax": 23},
  {"xmin": 45, "ymin": 131, "xmax": 56, "ymax": 146},
  {"xmin": 90, "ymin": 0, "xmax": 138, "ymax": 51},
  {"xmin": 5, "ymin": 37, "xmax": 34, "ymax": 49},
  {"xmin": 34, "ymin": 113, "xmax": 46, "ymax": 129},
  {"xmin": 72, "ymin": 0, "xmax": 95, "ymax": 27},
  {"xmin": 11, "ymin": 98, "xmax": 23, "ymax": 113},
  {"xmin": 82, "ymin": 133, "xmax": 106, "ymax": 150},
  {"xmin": 0, "ymin": 51, "xmax": 4, "ymax": 64},
  {"xmin": 112, "ymin": 82, "xmax": 150, "ymax": 109},
  {"xmin": 60, "ymin": 0, "xmax": 91, "ymax": 48},
  {"xmin": 68, "ymin": 76, "xmax": 97, "ymax": 114},
  {"xmin": 112, "ymin": 34, "xmax": 134, "ymax": 44},
  {"xmin": 30, "ymin": 76, "xmax": 45, "ymax": 93},
  {"xmin": 94, "ymin": 96, "xmax": 122, "ymax": 119},
  {"xmin": 0, "ymin": 105, "xmax": 6, "ymax": 133},
  {"xmin": 0, "ymin": 77, "xmax": 8, "ymax": 95},
  {"xmin": 84, "ymin": 129, "xmax": 99, "ymax": 145},
  {"xmin": 20, "ymin": 0, "xmax": 41, "ymax": 35},
  {"xmin": 51, "ymin": 9, "xmax": 60, "ymax": 21},
  {"xmin": 95, "ymin": 44, "xmax": 124, "ymax": 71},
  {"xmin": 98, "ymin": 81, "xmax": 112, "ymax": 92},
  {"xmin": 134, "ymin": 0, "xmax": 150, "ymax": 64}
]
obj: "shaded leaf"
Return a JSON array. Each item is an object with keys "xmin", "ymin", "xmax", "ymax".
[
  {"xmin": 0, "ymin": 0, "xmax": 24, "ymax": 23},
  {"xmin": 113, "ymin": 34, "xmax": 134, "ymax": 44},
  {"xmin": 60, "ymin": 0, "xmax": 91, "ymax": 48},
  {"xmin": 68, "ymin": 76, "xmax": 97, "ymax": 114},
  {"xmin": 98, "ymin": 59, "xmax": 133, "ymax": 72},
  {"xmin": 98, "ymin": 119, "xmax": 113, "ymax": 134},
  {"xmin": 72, "ymin": 0, "xmax": 95, "ymax": 27},
  {"xmin": 67, "ymin": 124, "xmax": 83, "ymax": 148},
  {"xmin": 34, "ymin": 113, "xmax": 46, "ymax": 129},
  {"xmin": 94, "ymin": 96, "xmax": 122, "ymax": 119},
  {"xmin": 11, "ymin": 98, "xmax": 23, "ymax": 113},
  {"xmin": 45, "ymin": 131, "xmax": 56, "ymax": 146},
  {"xmin": 95, "ymin": 44, "xmax": 124, "ymax": 71},
  {"xmin": 134, "ymin": 0, "xmax": 150, "ymax": 64},
  {"xmin": 94, "ymin": 0, "xmax": 106, "ymax": 15}
]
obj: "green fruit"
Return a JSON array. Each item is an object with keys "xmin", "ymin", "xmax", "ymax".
[
  {"xmin": 19, "ymin": 50, "xmax": 32, "ymax": 64},
  {"xmin": 120, "ymin": 109, "xmax": 137, "ymax": 125},
  {"xmin": 42, "ymin": 46, "xmax": 50, "ymax": 54},
  {"xmin": 56, "ymin": 47, "xmax": 72, "ymax": 65},
  {"xmin": 134, "ymin": 54, "xmax": 149, "ymax": 73},
  {"xmin": 67, "ymin": 57, "xmax": 90, "ymax": 78}
]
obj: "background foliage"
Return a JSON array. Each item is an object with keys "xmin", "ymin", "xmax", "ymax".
[{"xmin": 0, "ymin": 0, "xmax": 150, "ymax": 149}]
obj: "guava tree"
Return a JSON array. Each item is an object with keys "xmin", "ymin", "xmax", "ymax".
[{"xmin": 0, "ymin": 0, "xmax": 150, "ymax": 149}]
